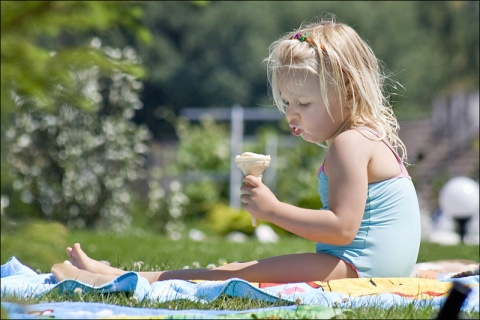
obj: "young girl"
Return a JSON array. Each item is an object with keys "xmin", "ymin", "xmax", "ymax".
[{"xmin": 52, "ymin": 16, "xmax": 421, "ymax": 286}]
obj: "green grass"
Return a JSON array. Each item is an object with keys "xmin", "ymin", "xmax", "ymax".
[{"xmin": 1, "ymin": 220, "xmax": 479, "ymax": 319}]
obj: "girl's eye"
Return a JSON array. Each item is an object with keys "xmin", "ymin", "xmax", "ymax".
[
  {"xmin": 299, "ymin": 102, "xmax": 310, "ymax": 107},
  {"xmin": 282, "ymin": 100, "xmax": 289, "ymax": 107}
]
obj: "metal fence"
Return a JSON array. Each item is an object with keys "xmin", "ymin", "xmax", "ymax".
[{"xmin": 181, "ymin": 104, "xmax": 284, "ymax": 208}]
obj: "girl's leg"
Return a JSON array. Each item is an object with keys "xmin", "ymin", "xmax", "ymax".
[
  {"xmin": 157, "ymin": 252, "xmax": 358, "ymax": 283},
  {"xmin": 57, "ymin": 243, "xmax": 357, "ymax": 285},
  {"xmin": 65, "ymin": 243, "xmax": 164, "ymax": 283},
  {"xmin": 51, "ymin": 262, "xmax": 118, "ymax": 287},
  {"xmin": 66, "ymin": 243, "xmax": 126, "ymax": 276}
]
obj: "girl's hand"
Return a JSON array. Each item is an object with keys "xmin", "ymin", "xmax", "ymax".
[{"xmin": 240, "ymin": 175, "xmax": 280, "ymax": 222}]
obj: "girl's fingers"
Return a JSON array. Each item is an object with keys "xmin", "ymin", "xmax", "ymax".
[
  {"xmin": 242, "ymin": 175, "xmax": 261, "ymax": 186},
  {"xmin": 240, "ymin": 183, "xmax": 254, "ymax": 195}
]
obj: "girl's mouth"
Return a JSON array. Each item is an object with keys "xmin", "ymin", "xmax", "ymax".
[{"xmin": 290, "ymin": 125, "xmax": 302, "ymax": 136}]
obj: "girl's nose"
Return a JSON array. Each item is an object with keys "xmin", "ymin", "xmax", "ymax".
[{"xmin": 285, "ymin": 106, "xmax": 298, "ymax": 121}]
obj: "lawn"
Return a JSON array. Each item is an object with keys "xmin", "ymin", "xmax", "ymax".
[{"xmin": 1, "ymin": 220, "xmax": 479, "ymax": 319}]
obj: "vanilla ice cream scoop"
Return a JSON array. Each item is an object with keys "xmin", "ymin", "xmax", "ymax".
[{"xmin": 235, "ymin": 152, "xmax": 271, "ymax": 226}]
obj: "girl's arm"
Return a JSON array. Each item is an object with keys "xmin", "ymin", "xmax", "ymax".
[{"xmin": 241, "ymin": 131, "xmax": 369, "ymax": 245}]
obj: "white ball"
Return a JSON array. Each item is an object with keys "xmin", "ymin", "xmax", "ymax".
[{"xmin": 439, "ymin": 176, "xmax": 479, "ymax": 219}]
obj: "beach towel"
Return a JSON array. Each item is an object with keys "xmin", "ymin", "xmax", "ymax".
[{"xmin": 1, "ymin": 256, "xmax": 478, "ymax": 319}]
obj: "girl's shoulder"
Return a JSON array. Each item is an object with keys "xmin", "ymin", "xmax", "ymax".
[
  {"xmin": 330, "ymin": 128, "xmax": 407, "ymax": 182},
  {"xmin": 322, "ymin": 129, "xmax": 373, "ymax": 181},
  {"xmin": 332, "ymin": 128, "xmax": 377, "ymax": 147},
  {"xmin": 328, "ymin": 129, "xmax": 374, "ymax": 161}
]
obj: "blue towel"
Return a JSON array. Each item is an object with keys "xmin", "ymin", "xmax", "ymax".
[
  {"xmin": 1, "ymin": 256, "xmax": 478, "ymax": 319},
  {"xmin": 1, "ymin": 301, "xmax": 343, "ymax": 319}
]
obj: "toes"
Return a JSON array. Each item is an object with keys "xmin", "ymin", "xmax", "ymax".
[
  {"xmin": 51, "ymin": 263, "xmax": 61, "ymax": 273},
  {"xmin": 64, "ymin": 260, "xmax": 78, "ymax": 269},
  {"xmin": 71, "ymin": 243, "xmax": 83, "ymax": 256}
]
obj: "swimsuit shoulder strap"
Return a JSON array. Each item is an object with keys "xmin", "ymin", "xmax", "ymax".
[{"xmin": 355, "ymin": 127, "xmax": 409, "ymax": 178}]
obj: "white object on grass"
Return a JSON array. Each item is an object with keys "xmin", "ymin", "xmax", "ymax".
[
  {"xmin": 226, "ymin": 231, "xmax": 248, "ymax": 243},
  {"xmin": 188, "ymin": 228, "xmax": 206, "ymax": 242},
  {"xmin": 255, "ymin": 224, "xmax": 279, "ymax": 243},
  {"xmin": 439, "ymin": 176, "xmax": 479, "ymax": 219}
]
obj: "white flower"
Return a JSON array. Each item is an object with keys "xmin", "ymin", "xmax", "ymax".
[
  {"xmin": 188, "ymin": 229, "xmax": 206, "ymax": 242},
  {"xmin": 0, "ymin": 195, "xmax": 10, "ymax": 216},
  {"xmin": 133, "ymin": 261, "xmax": 144, "ymax": 270},
  {"xmin": 90, "ymin": 37, "xmax": 102, "ymax": 49}
]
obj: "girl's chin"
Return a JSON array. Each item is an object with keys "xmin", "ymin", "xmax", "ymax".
[
  {"xmin": 300, "ymin": 134, "xmax": 318, "ymax": 143},
  {"xmin": 301, "ymin": 134, "xmax": 326, "ymax": 145}
]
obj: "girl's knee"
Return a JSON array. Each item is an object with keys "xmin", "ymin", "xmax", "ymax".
[{"xmin": 216, "ymin": 261, "xmax": 241, "ymax": 271}]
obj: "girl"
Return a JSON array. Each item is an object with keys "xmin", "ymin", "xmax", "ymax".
[{"xmin": 52, "ymin": 16, "xmax": 421, "ymax": 286}]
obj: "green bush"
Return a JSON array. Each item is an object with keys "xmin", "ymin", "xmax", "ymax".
[
  {"xmin": 206, "ymin": 203, "xmax": 255, "ymax": 235},
  {"xmin": 153, "ymin": 114, "xmax": 326, "ymax": 236},
  {"xmin": 153, "ymin": 112, "xmax": 231, "ymax": 226},
  {"xmin": 296, "ymin": 194, "xmax": 323, "ymax": 210},
  {"xmin": 4, "ymin": 43, "xmax": 151, "ymax": 231}
]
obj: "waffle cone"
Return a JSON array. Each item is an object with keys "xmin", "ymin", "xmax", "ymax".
[{"xmin": 235, "ymin": 153, "xmax": 271, "ymax": 227}]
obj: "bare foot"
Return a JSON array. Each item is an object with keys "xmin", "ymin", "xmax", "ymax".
[
  {"xmin": 66, "ymin": 243, "xmax": 124, "ymax": 276},
  {"xmin": 51, "ymin": 261, "xmax": 116, "ymax": 287}
]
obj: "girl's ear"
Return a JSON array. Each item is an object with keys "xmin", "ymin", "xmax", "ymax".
[{"xmin": 344, "ymin": 76, "xmax": 358, "ymax": 103}]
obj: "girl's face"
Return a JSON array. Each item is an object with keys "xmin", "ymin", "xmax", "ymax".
[{"xmin": 277, "ymin": 69, "xmax": 347, "ymax": 145}]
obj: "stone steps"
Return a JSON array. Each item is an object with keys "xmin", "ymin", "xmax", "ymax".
[{"xmin": 399, "ymin": 118, "xmax": 479, "ymax": 212}]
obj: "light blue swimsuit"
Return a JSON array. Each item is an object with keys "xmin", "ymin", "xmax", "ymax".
[{"xmin": 315, "ymin": 132, "xmax": 421, "ymax": 278}]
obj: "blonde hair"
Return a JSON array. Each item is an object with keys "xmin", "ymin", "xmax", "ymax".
[{"xmin": 265, "ymin": 15, "xmax": 408, "ymax": 164}]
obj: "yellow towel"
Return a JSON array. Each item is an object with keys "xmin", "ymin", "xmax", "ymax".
[
  {"xmin": 312, "ymin": 278, "xmax": 453, "ymax": 298},
  {"xmin": 192, "ymin": 277, "xmax": 454, "ymax": 299}
]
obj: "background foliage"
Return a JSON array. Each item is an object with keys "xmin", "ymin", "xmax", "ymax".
[
  {"xmin": 115, "ymin": 1, "xmax": 478, "ymax": 139},
  {"xmin": 1, "ymin": 1, "xmax": 152, "ymax": 230},
  {"xmin": 5, "ymin": 51, "xmax": 151, "ymax": 230},
  {"xmin": 1, "ymin": 1, "xmax": 478, "ymax": 234},
  {"xmin": 1, "ymin": 1, "xmax": 149, "ymax": 115}
]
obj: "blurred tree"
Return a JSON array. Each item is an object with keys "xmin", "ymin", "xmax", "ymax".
[
  {"xmin": 415, "ymin": 1, "xmax": 479, "ymax": 94},
  {"xmin": 111, "ymin": 1, "xmax": 478, "ymax": 139},
  {"xmin": 5, "ymin": 54, "xmax": 152, "ymax": 230},
  {"xmin": 1, "ymin": 1, "xmax": 153, "ymax": 230},
  {"xmin": 1, "ymin": 1, "xmax": 150, "ymax": 115},
  {"xmin": 129, "ymin": 1, "xmax": 282, "ymax": 139}
]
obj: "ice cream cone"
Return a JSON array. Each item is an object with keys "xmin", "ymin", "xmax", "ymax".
[{"xmin": 235, "ymin": 152, "xmax": 271, "ymax": 226}]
